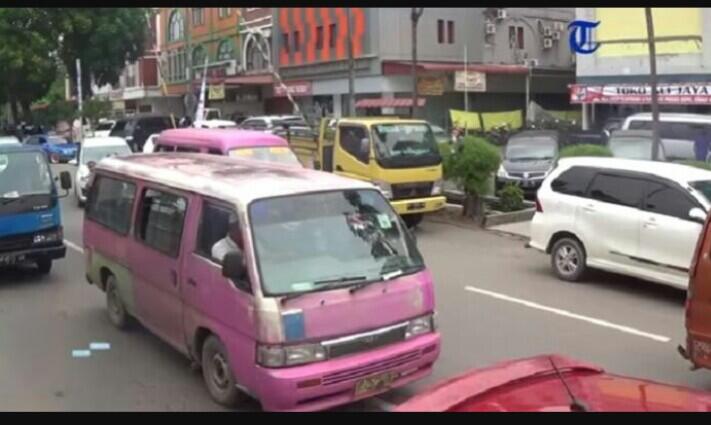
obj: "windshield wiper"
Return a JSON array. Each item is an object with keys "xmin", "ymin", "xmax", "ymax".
[
  {"xmin": 280, "ymin": 276, "xmax": 368, "ymax": 305},
  {"xmin": 349, "ymin": 266, "xmax": 422, "ymax": 294}
]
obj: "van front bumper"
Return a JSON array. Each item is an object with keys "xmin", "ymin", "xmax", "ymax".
[
  {"xmin": 391, "ymin": 196, "xmax": 446, "ymax": 216},
  {"xmin": 253, "ymin": 332, "xmax": 440, "ymax": 412}
]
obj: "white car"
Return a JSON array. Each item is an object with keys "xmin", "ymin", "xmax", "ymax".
[
  {"xmin": 240, "ymin": 115, "xmax": 306, "ymax": 133},
  {"xmin": 72, "ymin": 137, "xmax": 132, "ymax": 206},
  {"xmin": 622, "ymin": 112, "xmax": 711, "ymax": 161},
  {"xmin": 142, "ymin": 133, "xmax": 160, "ymax": 153},
  {"xmin": 93, "ymin": 120, "xmax": 116, "ymax": 138},
  {"xmin": 193, "ymin": 119, "xmax": 238, "ymax": 129},
  {"xmin": 0, "ymin": 136, "xmax": 20, "ymax": 145},
  {"xmin": 529, "ymin": 157, "xmax": 711, "ymax": 290}
]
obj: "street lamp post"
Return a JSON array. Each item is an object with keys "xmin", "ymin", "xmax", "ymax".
[
  {"xmin": 346, "ymin": 8, "xmax": 355, "ymax": 116},
  {"xmin": 410, "ymin": 8, "xmax": 424, "ymax": 118},
  {"xmin": 645, "ymin": 8, "xmax": 661, "ymax": 161}
]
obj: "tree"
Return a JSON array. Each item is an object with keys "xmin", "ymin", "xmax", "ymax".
[
  {"xmin": 48, "ymin": 8, "xmax": 149, "ymax": 99},
  {"xmin": 442, "ymin": 136, "xmax": 501, "ymax": 221}
]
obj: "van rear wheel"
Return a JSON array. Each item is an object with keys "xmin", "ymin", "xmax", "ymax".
[
  {"xmin": 551, "ymin": 237, "xmax": 587, "ymax": 282},
  {"xmin": 202, "ymin": 335, "xmax": 243, "ymax": 407},
  {"xmin": 106, "ymin": 275, "xmax": 130, "ymax": 329}
]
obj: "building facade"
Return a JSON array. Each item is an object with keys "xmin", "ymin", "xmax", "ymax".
[{"xmin": 272, "ymin": 7, "xmax": 575, "ymax": 126}]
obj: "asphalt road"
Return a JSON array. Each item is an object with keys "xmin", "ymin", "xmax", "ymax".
[{"xmin": 0, "ymin": 164, "xmax": 709, "ymax": 411}]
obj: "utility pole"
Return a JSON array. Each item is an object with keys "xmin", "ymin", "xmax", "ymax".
[
  {"xmin": 185, "ymin": 7, "xmax": 194, "ymax": 120},
  {"xmin": 346, "ymin": 8, "xmax": 355, "ymax": 116},
  {"xmin": 410, "ymin": 8, "xmax": 424, "ymax": 118},
  {"xmin": 645, "ymin": 8, "xmax": 661, "ymax": 161},
  {"xmin": 76, "ymin": 58, "xmax": 83, "ymax": 144},
  {"xmin": 464, "ymin": 44, "xmax": 469, "ymax": 112}
]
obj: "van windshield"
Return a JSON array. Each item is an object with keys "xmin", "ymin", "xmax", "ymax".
[
  {"xmin": 249, "ymin": 189, "xmax": 424, "ymax": 296},
  {"xmin": 372, "ymin": 123, "xmax": 441, "ymax": 168}
]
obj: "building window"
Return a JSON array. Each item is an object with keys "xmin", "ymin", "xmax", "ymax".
[
  {"xmin": 328, "ymin": 24, "xmax": 336, "ymax": 48},
  {"xmin": 168, "ymin": 10, "xmax": 184, "ymax": 42},
  {"xmin": 517, "ymin": 27, "xmax": 524, "ymax": 49},
  {"xmin": 282, "ymin": 33, "xmax": 290, "ymax": 53},
  {"xmin": 509, "ymin": 25, "xmax": 524, "ymax": 49},
  {"xmin": 218, "ymin": 8, "xmax": 231, "ymax": 19},
  {"xmin": 293, "ymin": 30, "xmax": 301, "ymax": 52},
  {"xmin": 316, "ymin": 25, "xmax": 324, "ymax": 50},
  {"xmin": 192, "ymin": 45, "xmax": 207, "ymax": 67},
  {"xmin": 447, "ymin": 20, "xmax": 454, "ymax": 44},
  {"xmin": 192, "ymin": 8, "xmax": 204, "ymax": 26},
  {"xmin": 437, "ymin": 19, "xmax": 444, "ymax": 44},
  {"xmin": 217, "ymin": 39, "xmax": 234, "ymax": 61},
  {"xmin": 167, "ymin": 48, "xmax": 186, "ymax": 82}
]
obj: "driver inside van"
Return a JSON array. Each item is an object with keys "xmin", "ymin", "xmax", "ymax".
[{"xmin": 212, "ymin": 214, "xmax": 243, "ymax": 264}]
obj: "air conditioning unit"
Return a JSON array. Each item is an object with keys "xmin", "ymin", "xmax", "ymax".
[
  {"xmin": 486, "ymin": 23, "xmax": 496, "ymax": 35},
  {"xmin": 543, "ymin": 27, "xmax": 552, "ymax": 37},
  {"xmin": 496, "ymin": 8, "xmax": 507, "ymax": 20},
  {"xmin": 552, "ymin": 31, "xmax": 561, "ymax": 41},
  {"xmin": 543, "ymin": 38, "xmax": 553, "ymax": 49}
]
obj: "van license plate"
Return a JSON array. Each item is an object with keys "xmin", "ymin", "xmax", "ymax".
[
  {"xmin": 354, "ymin": 371, "xmax": 399, "ymax": 397},
  {"xmin": 0, "ymin": 254, "xmax": 23, "ymax": 266},
  {"xmin": 407, "ymin": 202, "xmax": 426, "ymax": 211}
]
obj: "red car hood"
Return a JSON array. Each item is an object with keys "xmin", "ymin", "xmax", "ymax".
[{"xmin": 396, "ymin": 354, "xmax": 711, "ymax": 412}]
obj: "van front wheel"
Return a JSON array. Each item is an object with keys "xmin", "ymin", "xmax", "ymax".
[
  {"xmin": 202, "ymin": 336, "xmax": 243, "ymax": 407},
  {"xmin": 106, "ymin": 275, "xmax": 130, "ymax": 329},
  {"xmin": 403, "ymin": 214, "xmax": 423, "ymax": 228}
]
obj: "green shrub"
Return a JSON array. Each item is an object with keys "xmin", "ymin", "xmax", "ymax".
[
  {"xmin": 677, "ymin": 160, "xmax": 711, "ymax": 171},
  {"xmin": 497, "ymin": 183, "xmax": 525, "ymax": 212},
  {"xmin": 446, "ymin": 136, "xmax": 501, "ymax": 219},
  {"xmin": 559, "ymin": 144, "xmax": 613, "ymax": 158}
]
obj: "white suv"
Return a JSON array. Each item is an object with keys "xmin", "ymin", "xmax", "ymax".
[{"xmin": 530, "ymin": 157, "xmax": 711, "ymax": 290}]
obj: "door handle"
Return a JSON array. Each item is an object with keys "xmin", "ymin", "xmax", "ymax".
[
  {"xmin": 187, "ymin": 278, "xmax": 197, "ymax": 287},
  {"xmin": 170, "ymin": 270, "xmax": 177, "ymax": 287},
  {"xmin": 582, "ymin": 204, "xmax": 595, "ymax": 213}
]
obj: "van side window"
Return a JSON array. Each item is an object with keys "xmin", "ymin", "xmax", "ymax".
[
  {"xmin": 208, "ymin": 148, "xmax": 222, "ymax": 155},
  {"xmin": 644, "ymin": 182, "xmax": 698, "ymax": 220},
  {"xmin": 339, "ymin": 125, "xmax": 369, "ymax": 163},
  {"xmin": 86, "ymin": 175, "xmax": 136, "ymax": 235},
  {"xmin": 587, "ymin": 173, "xmax": 646, "ymax": 208},
  {"xmin": 136, "ymin": 188, "xmax": 187, "ymax": 258},
  {"xmin": 196, "ymin": 201, "xmax": 235, "ymax": 260},
  {"xmin": 551, "ymin": 166, "xmax": 595, "ymax": 197}
]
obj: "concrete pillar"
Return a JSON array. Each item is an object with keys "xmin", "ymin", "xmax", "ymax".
[
  {"xmin": 333, "ymin": 94, "xmax": 342, "ymax": 118},
  {"xmin": 582, "ymin": 103, "xmax": 589, "ymax": 130},
  {"xmin": 382, "ymin": 92, "xmax": 395, "ymax": 116}
]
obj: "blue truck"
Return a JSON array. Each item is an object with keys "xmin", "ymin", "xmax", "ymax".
[{"xmin": 0, "ymin": 144, "xmax": 72, "ymax": 274}]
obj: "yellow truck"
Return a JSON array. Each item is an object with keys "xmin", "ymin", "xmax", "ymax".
[{"xmin": 280, "ymin": 117, "xmax": 446, "ymax": 227}]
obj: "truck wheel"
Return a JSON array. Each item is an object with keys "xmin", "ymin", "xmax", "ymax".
[
  {"xmin": 37, "ymin": 258, "xmax": 52, "ymax": 275},
  {"xmin": 403, "ymin": 214, "xmax": 423, "ymax": 228},
  {"xmin": 106, "ymin": 275, "xmax": 131, "ymax": 330},
  {"xmin": 202, "ymin": 335, "xmax": 243, "ymax": 407}
]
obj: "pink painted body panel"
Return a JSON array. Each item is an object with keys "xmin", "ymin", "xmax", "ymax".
[{"xmin": 157, "ymin": 128, "xmax": 288, "ymax": 154}]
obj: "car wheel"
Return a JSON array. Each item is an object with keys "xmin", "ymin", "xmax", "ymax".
[
  {"xmin": 106, "ymin": 275, "xmax": 131, "ymax": 330},
  {"xmin": 202, "ymin": 335, "xmax": 243, "ymax": 407},
  {"xmin": 550, "ymin": 237, "xmax": 587, "ymax": 282},
  {"xmin": 36, "ymin": 258, "xmax": 52, "ymax": 275},
  {"xmin": 403, "ymin": 214, "xmax": 424, "ymax": 228}
]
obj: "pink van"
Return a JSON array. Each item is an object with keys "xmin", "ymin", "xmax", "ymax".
[
  {"xmin": 154, "ymin": 128, "xmax": 302, "ymax": 166},
  {"xmin": 82, "ymin": 153, "xmax": 440, "ymax": 411}
]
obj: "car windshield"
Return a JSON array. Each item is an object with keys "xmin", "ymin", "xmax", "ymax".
[
  {"xmin": 249, "ymin": 189, "xmax": 424, "ymax": 296},
  {"xmin": 229, "ymin": 146, "xmax": 301, "ymax": 166},
  {"xmin": 95, "ymin": 122, "xmax": 114, "ymax": 131},
  {"xmin": 609, "ymin": 137, "xmax": 654, "ymax": 160},
  {"xmin": 48, "ymin": 137, "xmax": 68, "ymax": 145},
  {"xmin": 0, "ymin": 151, "xmax": 53, "ymax": 198},
  {"xmin": 690, "ymin": 181, "xmax": 711, "ymax": 205},
  {"xmin": 506, "ymin": 139, "xmax": 557, "ymax": 160},
  {"xmin": 82, "ymin": 145, "xmax": 132, "ymax": 165},
  {"xmin": 372, "ymin": 123, "xmax": 439, "ymax": 160}
]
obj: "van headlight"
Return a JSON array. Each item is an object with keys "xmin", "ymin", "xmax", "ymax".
[
  {"xmin": 431, "ymin": 179, "xmax": 443, "ymax": 196},
  {"xmin": 405, "ymin": 314, "xmax": 435, "ymax": 339},
  {"xmin": 257, "ymin": 343, "xmax": 327, "ymax": 368},
  {"xmin": 373, "ymin": 180, "xmax": 392, "ymax": 199},
  {"xmin": 497, "ymin": 164, "xmax": 508, "ymax": 178}
]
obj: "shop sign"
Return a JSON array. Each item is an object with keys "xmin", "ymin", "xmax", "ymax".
[
  {"xmin": 570, "ymin": 83, "xmax": 711, "ymax": 105},
  {"xmin": 417, "ymin": 76, "xmax": 445, "ymax": 96},
  {"xmin": 455, "ymin": 71, "xmax": 486, "ymax": 92},
  {"xmin": 274, "ymin": 81, "xmax": 312, "ymax": 97}
]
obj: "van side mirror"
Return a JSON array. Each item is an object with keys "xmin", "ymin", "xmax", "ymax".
[
  {"xmin": 222, "ymin": 251, "xmax": 250, "ymax": 291},
  {"xmin": 60, "ymin": 171, "xmax": 72, "ymax": 190},
  {"xmin": 689, "ymin": 207, "xmax": 707, "ymax": 224}
]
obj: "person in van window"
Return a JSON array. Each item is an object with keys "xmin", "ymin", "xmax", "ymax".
[{"xmin": 212, "ymin": 214, "xmax": 243, "ymax": 264}]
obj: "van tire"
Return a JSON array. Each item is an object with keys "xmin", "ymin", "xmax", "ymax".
[
  {"xmin": 202, "ymin": 336, "xmax": 243, "ymax": 407},
  {"xmin": 403, "ymin": 214, "xmax": 423, "ymax": 228},
  {"xmin": 37, "ymin": 258, "xmax": 52, "ymax": 275},
  {"xmin": 550, "ymin": 237, "xmax": 587, "ymax": 282},
  {"xmin": 106, "ymin": 275, "xmax": 131, "ymax": 330}
]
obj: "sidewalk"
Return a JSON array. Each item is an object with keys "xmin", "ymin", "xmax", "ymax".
[{"xmin": 489, "ymin": 220, "xmax": 531, "ymax": 239}]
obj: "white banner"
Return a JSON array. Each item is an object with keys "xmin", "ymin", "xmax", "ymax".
[{"xmin": 455, "ymin": 71, "xmax": 486, "ymax": 92}]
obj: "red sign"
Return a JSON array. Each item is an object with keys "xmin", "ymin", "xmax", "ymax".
[
  {"xmin": 570, "ymin": 83, "xmax": 711, "ymax": 105},
  {"xmin": 274, "ymin": 81, "xmax": 312, "ymax": 97}
]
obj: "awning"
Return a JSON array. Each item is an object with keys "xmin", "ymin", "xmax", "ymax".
[
  {"xmin": 383, "ymin": 61, "xmax": 529, "ymax": 75},
  {"xmin": 355, "ymin": 98, "xmax": 426, "ymax": 108}
]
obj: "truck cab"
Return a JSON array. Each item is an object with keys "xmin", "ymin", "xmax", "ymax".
[
  {"xmin": 310, "ymin": 117, "xmax": 446, "ymax": 227},
  {"xmin": 0, "ymin": 145, "xmax": 72, "ymax": 274}
]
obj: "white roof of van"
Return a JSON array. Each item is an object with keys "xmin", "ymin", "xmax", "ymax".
[
  {"xmin": 625, "ymin": 112, "xmax": 711, "ymax": 122},
  {"xmin": 97, "ymin": 153, "xmax": 374, "ymax": 207},
  {"xmin": 557, "ymin": 157, "xmax": 711, "ymax": 184},
  {"xmin": 81, "ymin": 137, "xmax": 129, "ymax": 148}
]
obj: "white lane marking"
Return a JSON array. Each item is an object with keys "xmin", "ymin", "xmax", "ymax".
[
  {"xmin": 464, "ymin": 285, "xmax": 671, "ymax": 343},
  {"xmin": 368, "ymin": 397, "xmax": 397, "ymax": 412},
  {"xmin": 65, "ymin": 239, "xmax": 84, "ymax": 254}
]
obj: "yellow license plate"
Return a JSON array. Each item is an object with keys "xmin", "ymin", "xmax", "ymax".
[
  {"xmin": 407, "ymin": 202, "xmax": 426, "ymax": 211},
  {"xmin": 354, "ymin": 371, "xmax": 399, "ymax": 397}
]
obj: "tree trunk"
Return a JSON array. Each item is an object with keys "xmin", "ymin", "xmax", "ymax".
[
  {"xmin": 20, "ymin": 100, "xmax": 32, "ymax": 122},
  {"xmin": 462, "ymin": 192, "xmax": 485, "ymax": 225},
  {"xmin": 9, "ymin": 98, "xmax": 18, "ymax": 124}
]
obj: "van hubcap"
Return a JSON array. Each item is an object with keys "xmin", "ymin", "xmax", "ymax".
[
  {"xmin": 210, "ymin": 353, "xmax": 230, "ymax": 390},
  {"xmin": 108, "ymin": 286, "xmax": 121, "ymax": 319},
  {"xmin": 555, "ymin": 245, "xmax": 579, "ymax": 275}
]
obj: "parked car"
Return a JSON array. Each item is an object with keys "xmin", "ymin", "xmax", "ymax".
[
  {"xmin": 496, "ymin": 130, "xmax": 559, "ymax": 195},
  {"xmin": 529, "ymin": 157, "xmax": 711, "ymax": 290},
  {"xmin": 240, "ymin": 115, "xmax": 307, "ymax": 133},
  {"xmin": 109, "ymin": 114, "xmax": 175, "ymax": 153},
  {"xmin": 70, "ymin": 136, "xmax": 132, "ymax": 207},
  {"xmin": 607, "ymin": 129, "xmax": 667, "ymax": 161},
  {"xmin": 563, "ymin": 129, "xmax": 607, "ymax": 147},
  {"xmin": 193, "ymin": 119, "xmax": 239, "ymax": 129},
  {"xmin": 0, "ymin": 135, "xmax": 20, "ymax": 145},
  {"xmin": 83, "ymin": 153, "xmax": 440, "ymax": 411},
  {"xmin": 601, "ymin": 117, "xmax": 624, "ymax": 137},
  {"xmin": 93, "ymin": 120, "xmax": 116, "ymax": 138},
  {"xmin": 142, "ymin": 133, "xmax": 160, "ymax": 153},
  {"xmin": 396, "ymin": 354, "xmax": 711, "ymax": 412},
  {"xmin": 622, "ymin": 112, "xmax": 711, "ymax": 161},
  {"xmin": 154, "ymin": 128, "xmax": 302, "ymax": 166},
  {"xmin": 24, "ymin": 134, "xmax": 78, "ymax": 163}
]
